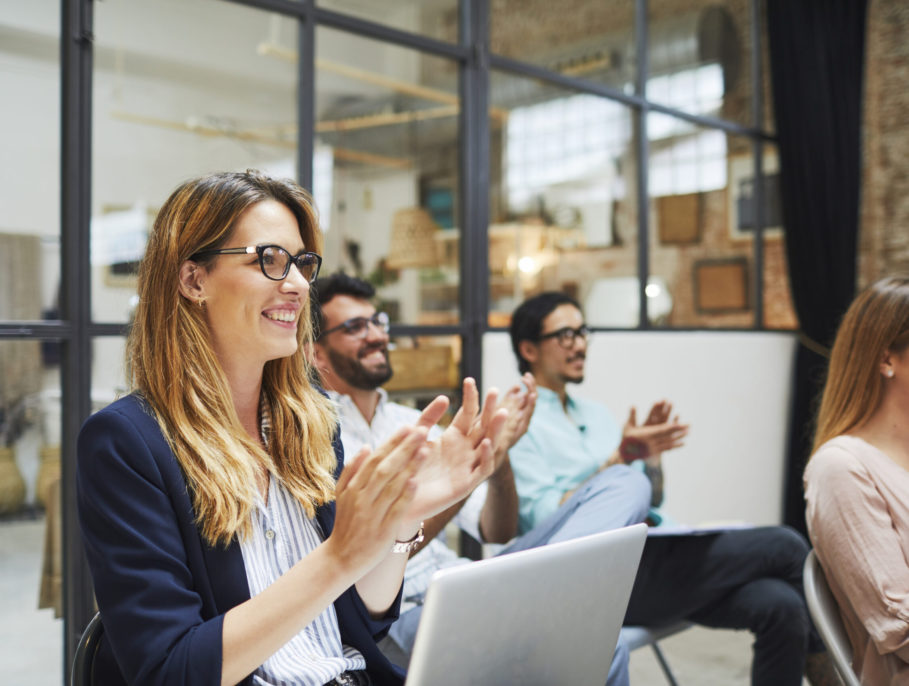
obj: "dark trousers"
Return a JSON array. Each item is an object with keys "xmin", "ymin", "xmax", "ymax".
[{"xmin": 624, "ymin": 526, "xmax": 824, "ymax": 686}]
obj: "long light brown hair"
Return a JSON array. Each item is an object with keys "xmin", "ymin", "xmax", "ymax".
[
  {"xmin": 812, "ymin": 275, "xmax": 909, "ymax": 453},
  {"xmin": 128, "ymin": 170, "xmax": 338, "ymax": 546}
]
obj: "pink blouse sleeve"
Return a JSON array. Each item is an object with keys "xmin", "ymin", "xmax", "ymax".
[{"xmin": 805, "ymin": 445, "xmax": 909, "ymax": 660}]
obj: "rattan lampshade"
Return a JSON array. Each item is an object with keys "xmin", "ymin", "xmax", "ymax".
[{"xmin": 385, "ymin": 207, "xmax": 440, "ymax": 269}]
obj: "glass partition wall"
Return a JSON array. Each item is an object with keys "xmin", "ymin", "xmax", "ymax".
[
  {"xmin": 0, "ymin": 1, "xmax": 65, "ymax": 681},
  {"xmin": 486, "ymin": 0, "xmax": 790, "ymax": 328},
  {"xmin": 0, "ymin": 0, "xmax": 781, "ymax": 676}
]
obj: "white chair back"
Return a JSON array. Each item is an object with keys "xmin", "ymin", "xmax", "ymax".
[{"xmin": 803, "ymin": 550, "xmax": 861, "ymax": 686}]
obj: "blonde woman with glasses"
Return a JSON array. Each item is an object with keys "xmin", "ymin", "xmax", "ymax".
[
  {"xmin": 76, "ymin": 170, "xmax": 505, "ymax": 686},
  {"xmin": 805, "ymin": 275, "xmax": 909, "ymax": 685}
]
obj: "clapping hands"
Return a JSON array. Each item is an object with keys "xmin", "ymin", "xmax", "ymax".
[
  {"xmin": 406, "ymin": 377, "xmax": 509, "ymax": 524},
  {"xmin": 489, "ymin": 372, "xmax": 537, "ymax": 471},
  {"xmin": 619, "ymin": 400, "xmax": 689, "ymax": 462},
  {"xmin": 330, "ymin": 377, "xmax": 507, "ymax": 576}
]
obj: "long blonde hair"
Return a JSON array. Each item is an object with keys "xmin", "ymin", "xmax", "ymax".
[
  {"xmin": 812, "ymin": 275, "xmax": 909, "ymax": 453},
  {"xmin": 128, "ymin": 170, "xmax": 338, "ymax": 546}
]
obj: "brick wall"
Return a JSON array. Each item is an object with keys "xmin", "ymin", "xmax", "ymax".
[{"xmin": 860, "ymin": 0, "xmax": 909, "ymax": 287}]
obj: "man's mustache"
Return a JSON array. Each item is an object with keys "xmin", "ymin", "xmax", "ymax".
[
  {"xmin": 358, "ymin": 342, "xmax": 388, "ymax": 359},
  {"xmin": 567, "ymin": 352, "xmax": 586, "ymax": 363}
]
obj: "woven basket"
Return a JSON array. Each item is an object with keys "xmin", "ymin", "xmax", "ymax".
[
  {"xmin": 385, "ymin": 207, "xmax": 440, "ymax": 269},
  {"xmin": 0, "ymin": 446, "xmax": 26, "ymax": 514}
]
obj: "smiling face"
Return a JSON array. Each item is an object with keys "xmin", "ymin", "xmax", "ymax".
[
  {"xmin": 184, "ymin": 199, "xmax": 309, "ymax": 378},
  {"xmin": 315, "ymin": 294, "xmax": 393, "ymax": 392},
  {"xmin": 520, "ymin": 303, "xmax": 588, "ymax": 392}
]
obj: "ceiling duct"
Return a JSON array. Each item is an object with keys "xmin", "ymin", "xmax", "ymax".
[
  {"xmin": 542, "ymin": 6, "xmax": 739, "ymax": 85},
  {"xmin": 491, "ymin": 5, "xmax": 740, "ymax": 112},
  {"xmin": 649, "ymin": 5, "xmax": 741, "ymax": 91}
]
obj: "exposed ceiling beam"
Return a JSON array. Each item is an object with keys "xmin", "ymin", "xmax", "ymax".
[
  {"xmin": 258, "ymin": 42, "xmax": 508, "ymax": 122},
  {"xmin": 109, "ymin": 110, "xmax": 412, "ymax": 169},
  {"xmin": 316, "ymin": 104, "xmax": 458, "ymax": 132}
]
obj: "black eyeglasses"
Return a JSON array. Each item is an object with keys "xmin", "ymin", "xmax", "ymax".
[
  {"xmin": 537, "ymin": 325, "xmax": 590, "ymax": 348},
  {"xmin": 318, "ymin": 311, "xmax": 390, "ymax": 340},
  {"xmin": 190, "ymin": 244, "xmax": 322, "ymax": 283}
]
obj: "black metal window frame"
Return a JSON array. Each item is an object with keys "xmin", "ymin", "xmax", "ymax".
[{"xmin": 0, "ymin": 0, "xmax": 772, "ymax": 673}]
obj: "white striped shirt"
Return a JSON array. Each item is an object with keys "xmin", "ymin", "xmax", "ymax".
[{"xmin": 238, "ymin": 403, "xmax": 366, "ymax": 686}]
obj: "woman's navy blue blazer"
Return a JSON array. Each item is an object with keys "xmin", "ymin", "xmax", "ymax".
[{"xmin": 76, "ymin": 393, "xmax": 405, "ymax": 686}]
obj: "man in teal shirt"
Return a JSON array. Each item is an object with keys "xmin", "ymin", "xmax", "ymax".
[{"xmin": 508, "ymin": 292, "xmax": 835, "ymax": 686}]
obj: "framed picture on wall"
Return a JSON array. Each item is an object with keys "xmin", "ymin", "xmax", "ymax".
[
  {"xmin": 656, "ymin": 192, "xmax": 702, "ymax": 245},
  {"xmin": 693, "ymin": 256, "xmax": 750, "ymax": 313},
  {"xmin": 727, "ymin": 151, "xmax": 783, "ymax": 241}
]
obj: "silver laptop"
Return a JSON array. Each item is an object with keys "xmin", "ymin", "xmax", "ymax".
[{"xmin": 404, "ymin": 523, "xmax": 647, "ymax": 686}]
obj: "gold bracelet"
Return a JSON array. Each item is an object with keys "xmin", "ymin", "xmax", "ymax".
[{"xmin": 391, "ymin": 523, "xmax": 425, "ymax": 554}]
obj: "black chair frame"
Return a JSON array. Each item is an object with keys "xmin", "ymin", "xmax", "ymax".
[{"xmin": 71, "ymin": 612, "xmax": 104, "ymax": 686}]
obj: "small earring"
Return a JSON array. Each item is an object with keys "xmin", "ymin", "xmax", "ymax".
[
  {"xmin": 197, "ymin": 298, "xmax": 205, "ymax": 308},
  {"xmin": 886, "ymin": 369, "xmax": 895, "ymax": 378}
]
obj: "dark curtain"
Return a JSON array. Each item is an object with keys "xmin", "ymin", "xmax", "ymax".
[{"xmin": 766, "ymin": 0, "xmax": 868, "ymax": 536}]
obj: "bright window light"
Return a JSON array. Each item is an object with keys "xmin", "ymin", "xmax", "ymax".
[
  {"xmin": 505, "ymin": 93, "xmax": 630, "ymax": 209},
  {"xmin": 505, "ymin": 63, "xmax": 726, "ymax": 205},
  {"xmin": 517, "ymin": 256, "xmax": 538, "ymax": 274}
]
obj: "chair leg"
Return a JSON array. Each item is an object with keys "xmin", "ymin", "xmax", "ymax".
[{"xmin": 651, "ymin": 641, "xmax": 681, "ymax": 686}]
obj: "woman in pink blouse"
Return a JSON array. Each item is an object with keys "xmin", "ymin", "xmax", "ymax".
[{"xmin": 805, "ymin": 275, "xmax": 909, "ymax": 685}]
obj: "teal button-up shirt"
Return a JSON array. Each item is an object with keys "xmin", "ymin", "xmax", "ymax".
[{"xmin": 509, "ymin": 386, "xmax": 621, "ymax": 533}]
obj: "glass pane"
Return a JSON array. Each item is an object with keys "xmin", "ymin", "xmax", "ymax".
[
  {"xmin": 648, "ymin": 119, "xmax": 755, "ymax": 327},
  {"xmin": 489, "ymin": 70, "xmax": 639, "ymax": 327},
  {"xmin": 491, "ymin": 0, "xmax": 636, "ymax": 91},
  {"xmin": 759, "ymin": 144, "xmax": 795, "ymax": 328},
  {"xmin": 0, "ymin": 3, "xmax": 64, "ymax": 677},
  {"xmin": 384, "ymin": 333, "xmax": 462, "ymax": 421},
  {"xmin": 0, "ymin": 2, "xmax": 61, "ymax": 322},
  {"xmin": 647, "ymin": 0, "xmax": 752, "ymax": 128},
  {"xmin": 93, "ymin": 338, "xmax": 130, "ymax": 404},
  {"xmin": 316, "ymin": 27, "xmax": 462, "ymax": 325},
  {"xmin": 91, "ymin": 0, "xmax": 299, "ymax": 321},
  {"xmin": 0, "ymin": 341, "xmax": 63, "ymax": 683},
  {"xmin": 317, "ymin": 0, "xmax": 459, "ymax": 43},
  {"xmin": 760, "ymin": 7, "xmax": 775, "ymax": 135}
]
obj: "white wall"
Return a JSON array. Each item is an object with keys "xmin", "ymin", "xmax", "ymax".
[
  {"xmin": 325, "ymin": 167, "xmax": 421, "ymax": 317},
  {"xmin": 482, "ymin": 330, "xmax": 797, "ymax": 527}
]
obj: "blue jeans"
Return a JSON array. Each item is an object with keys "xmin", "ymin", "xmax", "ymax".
[
  {"xmin": 501, "ymin": 463, "xmax": 652, "ymax": 553},
  {"xmin": 388, "ymin": 465, "xmax": 651, "ymax": 686}
]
